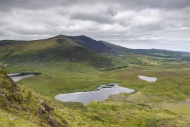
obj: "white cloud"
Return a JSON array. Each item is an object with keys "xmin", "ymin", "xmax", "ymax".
[{"xmin": 0, "ymin": 0, "xmax": 190, "ymax": 51}]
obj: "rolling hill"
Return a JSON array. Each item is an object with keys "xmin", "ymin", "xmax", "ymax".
[
  {"xmin": 68, "ymin": 35, "xmax": 127, "ymax": 55},
  {"xmin": 1, "ymin": 34, "xmax": 190, "ymax": 69},
  {"xmin": 1, "ymin": 35, "xmax": 190, "ymax": 127},
  {"xmin": 0, "ymin": 35, "xmax": 113, "ymax": 68},
  {"xmin": 67, "ymin": 35, "xmax": 190, "ymax": 60}
]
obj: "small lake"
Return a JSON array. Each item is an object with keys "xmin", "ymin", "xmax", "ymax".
[
  {"xmin": 8, "ymin": 73, "xmax": 40, "ymax": 82},
  {"xmin": 138, "ymin": 75, "xmax": 157, "ymax": 82},
  {"xmin": 54, "ymin": 84, "xmax": 135, "ymax": 105}
]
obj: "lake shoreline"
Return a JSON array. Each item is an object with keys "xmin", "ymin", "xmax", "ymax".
[
  {"xmin": 54, "ymin": 83, "xmax": 135, "ymax": 105},
  {"xmin": 8, "ymin": 72, "xmax": 41, "ymax": 82},
  {"xmin": 138, "ymin": 75, "xmax": 157, "ymax": 82}
]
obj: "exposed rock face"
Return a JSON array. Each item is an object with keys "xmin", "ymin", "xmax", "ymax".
[
  {"xmin": 42, "ymin": 102, "xmax": 54, "ymax": 112},
  {"xmin": 41, "ymin": 102, "xmax": 60, "ymax": 127},
  {"xmin": 48, "ymin": 114, "xmax": 60, "ymax": 127}
]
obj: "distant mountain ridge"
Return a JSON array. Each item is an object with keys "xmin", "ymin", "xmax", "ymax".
[
  {"xmin": 0, "ymin": 35, "xmax": 113, "ymax": 68},
  {"xmin": 67, "ymin": 35, "xmax": 129, "ymax": 55},
  {"xmin": 68, "ymin": 35, "xmax": 108, "ymax": 53},
  {"xmin": 1, "ymin": 34, "xmax": 190, "ymax": 67},
  {"xmin": 69, "ymin": 35, "xmax": 190, "ymax": 60}
]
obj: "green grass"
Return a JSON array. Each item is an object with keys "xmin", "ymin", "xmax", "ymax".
[
  {"xmin": 4, "ymin": 59, "xmax": 190, "ymax": 100},
  {"xmin": 1, "ymin": 35, "xmax": 190, "ymax": 126},
  {"xmin": 2, "ymin": 56, "xmax": 190, "ymax": 126},
  {"xmin": 0, "ymin": 36, "xmax": 113, "ymax": 68}
]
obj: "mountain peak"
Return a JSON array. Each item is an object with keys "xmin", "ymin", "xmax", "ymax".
[
  {"xmin": 78, "ymin": 35, "xmax": 90, "ymax": 38},
  {"xmin": 54, "ymin": 34, "xmax": 66, "ymax": 38}
]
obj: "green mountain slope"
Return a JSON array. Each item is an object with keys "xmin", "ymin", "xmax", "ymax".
[
  {"xmin": 0, "ymin": 35, "xmax": 112, "ymax": 68},
  {"xmin": 0, "ymin": 68, "xmax": 53, "ymax": 126},
  {"xmin": 0, "ymin": 68, "xmax": 110, "ymax": 127},
  {"xmin": 1, "ymin": 35, "xmax": 190, "ymax": 127},
  {"xmin": 68, "ymin": 35, "xmax": 128, "ymax": 55},
  {"xmin": 1, "ymin": 35, "xmax": 190, "ymax": 68},
  {"xmin": 67, "ymin": 35, "xmax": 190, "ymax": 59}
]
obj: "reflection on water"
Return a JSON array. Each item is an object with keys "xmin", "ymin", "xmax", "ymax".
[{"xmin": 55, "ymin": 84, "xmax": 135, "ymax": 105}]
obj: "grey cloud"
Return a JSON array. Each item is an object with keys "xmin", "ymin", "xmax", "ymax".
[
  {"xmin": 107, "ymin": 0, "xmax": 190, "ymax": 10},
  {"xmin": 1, "ymin": 0, "xmax": 190, "ymax": 11},
  {"xmin": 105, "ymin": 8, "xmax": 117, "ymax": 16},
  {"xmin": 0, "ymin": 0, "xmax": 64, "ymax": 11},
  {"xmin": 70, "ymin": 12, "xmax": 113, "ymax": 24},
  {"xmin": 0, "ymin": 0, "xmax": 190, "ymax": 51}
]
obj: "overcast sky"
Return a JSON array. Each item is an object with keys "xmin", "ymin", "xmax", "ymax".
[{"xmin": 0, "ymin": 0, "xmax": 190, "ymax": 52}]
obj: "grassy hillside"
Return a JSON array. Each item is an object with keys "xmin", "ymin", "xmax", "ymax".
[
  {"xmin": 1, "ymin": 35, "xmax": 190, "ymax": 69},
  {"xmin": 1, "ymin": 35, "xmax": 190, "ymax": 126},
  {"xmin": 0, "ymin": 35, "xmax": 112, "ymax": 68},
  {"xmin": 69, "ymin": 35, "xmax": 109, "ymax": 53},
  {"xmin": 1, "ymin": 60, "xmax": 190, "ymax": 126},
  {"xmin": 126, "ymin": 48, "xmax": 190, "ymax": 61},
  {"xmin": 68, "ymin": 35, "xmax": 190, "ymax": 60},
  {"xmin": 0, "ymin": 68, "xmax": 52, "ymax": 126}
]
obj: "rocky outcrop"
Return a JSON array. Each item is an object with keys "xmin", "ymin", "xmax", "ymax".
[
  {"xmin": 0, "ymin": 89, "xmax": 10, "ymax": 108},
  {"xmin": 48, "ymin": 114, "xmax": 60, "ymax": 127},
  {"xmin": 42, "ymin": 102, "xmax": 54, "ymax": 112},
  {"xmin": 41, "ymin": 102, "xmax": 60, "ymax": 127}
]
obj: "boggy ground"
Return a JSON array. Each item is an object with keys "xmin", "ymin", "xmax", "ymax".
[{"xmin": 3, "ymin": 61, "xmax": 190, "ymax": 126}]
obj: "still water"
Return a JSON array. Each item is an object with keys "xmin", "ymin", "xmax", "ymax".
[
  {"xmin": 138, "ymin": 75, "xmax": 157, "ymax": 82},
  {"xmin": 8, "ymin": 73, "xmax": 39, "ymax": 82},
  {"xmin": 55, "ymin": 84, "xmax": 135, "ymax": 105}
]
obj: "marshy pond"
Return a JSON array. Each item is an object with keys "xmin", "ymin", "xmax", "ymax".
[
  {"xmin": 138, "ymin": 75, "xmax": 157, "ymax": 82},
  {"xmin": 7, "ymin": 73, "xmax": 136, "ymax": 105},
  {"xmin": 8, "ymin": 73, "xmax": 40, "ymax": 82},
  {"xmin": 54, "ymin": 84, "xmax": 135, "ymax": 105}
]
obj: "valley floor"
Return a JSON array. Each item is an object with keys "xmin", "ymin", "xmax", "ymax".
[{"xmin": 1, "ymin": 61, "xmax": 190, "ymax": 126}]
